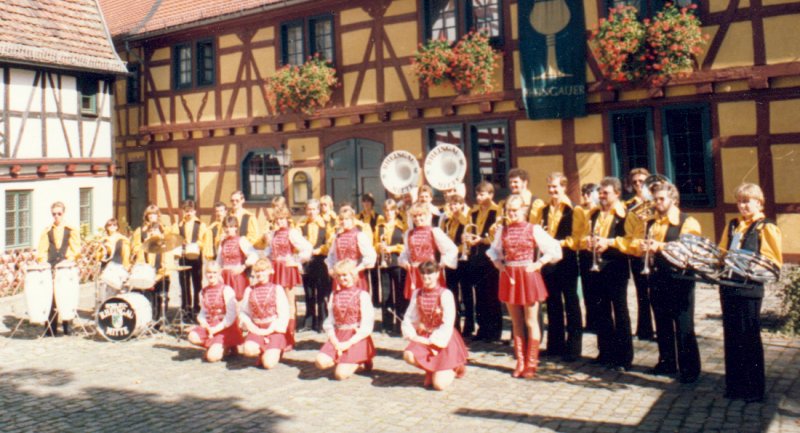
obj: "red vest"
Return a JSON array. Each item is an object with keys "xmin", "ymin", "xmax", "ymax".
[
  {"xmin": 417, "ymin": 287, "xmax": 444, "ymax": 334},
  {"xmin": 335, "ymin": 228, "xmax": 361, "ymax": 262},
  {"xmin": 333, "ymin": 286, "xmax": 361, "ymax": 326},
  {"xmin": 502, "ymin": 222, "xmax": 536, "ymax": 262},
  {"xmin": 202, "ymin": 284, "xmax": 226, "ymax": 326},
  {"xmin": 408, "ymin": 226, "xmax": 436, "ymax": 263},
  {"xmin": 248, "ymin": 283, "xmax": 279, "ymax": 322},
  {"xmin": 270, "ymin": 228, "xmax": 293, "ymax": 260},
  {"xmin": 220, "ymin": 236, "xmax": 246, "ymax": 267}
]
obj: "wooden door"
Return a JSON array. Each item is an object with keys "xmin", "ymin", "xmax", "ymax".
[
  {"xmin": 325, "ymin": 139, "xmax": 386, "ymax": 212},
  {"xmin": 127, "ymin": 161, "xmax": 148, "ymax": 230}
]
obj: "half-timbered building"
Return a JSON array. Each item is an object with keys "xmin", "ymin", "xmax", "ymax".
[
  {"xmin": 0, "ymin": 0, "xmax": 127, "ymax": 250},
  {"xmin": 100, "ymin": 0, "xmax": 800, "ymax": 261}
]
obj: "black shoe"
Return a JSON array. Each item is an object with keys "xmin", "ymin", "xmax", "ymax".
[
  {"xmin": 678, "ymin": 373, "xmax": 699, "ymax": 384},
  {"xmin": 650, "ymin": 363, "xmax": 677, "ymax": 376},
  {"xmin": 589, "ymin": 356, "xmax": 606, "ymax": 365},
  {"xmin": 44, "ymin": 326, "xmax": 57, "ymax": 337},
  {"xmin": 62, "ymin": 323, "xmax": 72, "ymax": 336},
  {"xmin": 742, "ymin": 395, "xmax": 764, "ymax": 403},
  {"xmin": 561, "ymin": 354, "xmax": 579, "ymax": 363},
  {"xmin": 610, "ymin": 365, "xmax": 630, "ymax": 372}
]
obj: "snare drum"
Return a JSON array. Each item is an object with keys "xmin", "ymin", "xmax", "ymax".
[
  {"xmin": 100, "ymin": 262, "xmax": 130, "ymax": 292},
  {"xmin": 24, "ymin": 264, "xmax": 53, "ymax": 324},
  {"xmin": 128, "ymin": 263, "xmax": 156, "ymax": 290},
  {"xmin": 96, "ymin": 292, "xmax": 153, "ymax": 341},
  {"xmin": 54, "ymin": 261, "xmax": 80, "ymax": 321},
  {"xmin": 184, "ymin": 242, "xmax": 201, "ymax": 260}
]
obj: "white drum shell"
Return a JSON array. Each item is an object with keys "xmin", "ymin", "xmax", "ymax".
[
  {"xmin": 184, "ymin": 243, "xmax": 201, "ymax": 260},
  {"xmin": 128, "ymin": 264, "xmax": 157, "ymax": 290},
  {"xmin": 54, "ymin": 263, "xmax": 80, "ymax": 321},
  {"xmin": 24, "ymin": 266, "xmax": 53, "ymax": 324},
  {"xmin": 97, "ymin": 292, "xmax": 153, "ymax": 341},
  {"xmin": 100, "ymin": 262, "xmax": 129, "ymax": 291}
]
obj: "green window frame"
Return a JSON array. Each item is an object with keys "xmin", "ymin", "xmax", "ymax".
[
  {"xmin": 78, "ymin": 76, "xmax": 98, "ymax": 116},
  {"xmin": 662, "ymin": 104, "xmax": 714, "ymax": 208},
  {"xmin": 609, "ymin": 108, "xmax": 656, "ymax": 179},
  {"xmin": 470, "ymin": 121, "xmax": 510, "ymax": 198},
  {"xmin": 281, "ymin": 20, "xmax": 306, "ymax": 66},
  {"xmin": 173, "ymin": 43, "xmax": 193, "ymax": 90},
  {"xmin": 126, "ymin": 63, "xmax": 140, "ymax": 104},
  {"xmin": 5, "ymin": 190, "xmax": 32, "ymax": 249},
  {"xmin": 242, "ymin": 150, "xmax": 284, "ymax": 202},
  {"xmin": 424, "ymin": 0, "xmax": 504, "ymax": 45},
  {"xmin": 196, "ymin": 39, "xmax": 215, "ymax": 87},
  {"xmin": 181, "ymin": 156, "xmax": 197, "ymax": 201},
  {"xmin": 79, "ymin": 188, "xmax": 93, "ymax": 233}
]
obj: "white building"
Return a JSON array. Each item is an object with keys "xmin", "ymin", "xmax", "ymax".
[{"xmin": 0, "ymin": 0, "xmax": 127, "ymax": 250}]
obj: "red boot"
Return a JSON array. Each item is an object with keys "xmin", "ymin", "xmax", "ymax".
[
  {"xmin": 512, "ymin": 336, "xmax": 526, "ymax": 378},
  {"xmin": 523, "ymin": 339, "xmax": 540, "ymax": 379},
  {"xmin": 285, "ymin": 318, "xmax": 296, "ymax": 351},
  {"xmin": 423, "ymin": 372, "xmax": 433, "ymax": 388},
  {"xmin": 454, "ymin": 364, "xmax": 467, "ymax": 379}
]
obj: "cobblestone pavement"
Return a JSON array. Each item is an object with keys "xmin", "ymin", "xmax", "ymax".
[{"xmin": 1, "ymin": 280, "xmax": 799, "ymax": 433}]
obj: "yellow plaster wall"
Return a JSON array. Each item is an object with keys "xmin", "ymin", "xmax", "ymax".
[
  {"xmin": 510, "ymin": 3, "xmax": 518, "ymax": 39},
  {"xmin": 199, "ymin": 145, "xmax": 226, "ymax": 167},
  {"xmin": 518, "ymin": 155, "xmax": 564, "ymax": 197},
  {"xmin": 458, "ymin": 104, "xmax": 481, "ymax": 115},
  {"xmin": 384, "ymin": 22, "xmax": 418, "ymax": 58},
  {"xmin": 251, "ymin": 48, "xmax": 276, "ymax": 79},
  {"xmin": 340, "ymin": 7, "xmax": 371, "ymax": 26},
  {"xmin": 218, "ymin": 34, "xmax": 241, "ymax": 49},
  {"xmin": 151, "ymin": 48, "xmax": 170, "ymax": 62},
  {"xmin": 688, "ymin": 212, "xmax": 716, "ymax": 242},
  {"xmin": 764, "ymin": 14, "xmax": 800, "ymax": 64},
  {"xmin": 385, "ymin": 0, "xmax": 416, "ymax": 16},
  {"xmin": 252, "ymin": 85, "xmax": 268, "ymax": 117},
  {"xmin": 584, "ymin": 0, "xmax": 598, "ymax": 29},
  {"xmin": 696, "ymin": 26, "xmax": 717, "ymax": 68},
  {"xmin": 708, "ymin": 0, "xmax": 729, "ymax": 12},
  {"xmin": 155, "ymin": 173, "xmax": 178, "ymax": 209},
  {"xmin": 220, "ymin": 89, "xmax": 248, "ymax": 119},
  {"xmin": 428, "ymin": 83, "xmax": 457, "ymax": 98},
  {"xmin": 721, "ymin": 147, "xmax": 760, "ymax": 203},
  {"xmin": 496, "ymin": 101, "xmax": 517, "ymax": 112},
  {"xmin": 773, "ymin": 76, "xmax": 800, "ymax": 89},
  {"xmin": 714, "ymin": 80, "xmax": 750, "ymax": 93},
  {"xmin": 392, "ymin": 129, "xmax": 423, "ymax": 158},
  {"xmin": 161, "ymin": 148, "xmax": 178, "ymax": 168},
  {"xmin": 717, "ymin": 101, "xmax": 757, "ymax": 136},
  {"xmin": 174, "ymin": 93, "xmax": 213, "ymax": 123},
  {"xmin": 770, "ymin": 99, "xmax": 800, "ymax": 133},
  {"xmin": 345, "ymin": 69, "xmax": 377, "ymax": 106},
  {"xmin": 777, "ymin": 213, "xmax": 800, "ymax": 255},
  {"xmin": 252, "ymin": 27, "xmax": 274, "ymax": 43},
  {"xmin": 618, "ymin": 89, "xmax": 649, "ymax": 102},
  {"xmin": 150, "ymin": 65, "xmax": 170, "ymax": 91},
  {"xmin": 665, "ymin": 85, "xmax": 696, "ymax": 98},
  {"xmin": 198, "ymin": 172, "xmax": 220, "ymax": 204},
  {"xmin": 128, "ymin": 109, "xmax": 140, "ymax": 135},
  {"xmin": 341, "ymin": 29, "xmax": 373, "ymax": 65},
  {"xmin": 712, "ymin": 21, "xmax": 754, "ymax": 68},
  {"xmin": 220, "ymin": 53, "xmax": 243, "ymax": 84},
  {"xmin": 771, "ymin": 144, "xmax": 800, "ymax": 203},
  {"xmin": 287, "ymin": 137, "xmax": 320, "ymax": 162},
  {"xmin": 147, "ymin": 99, "xmax": 160, "ymax": 125},
  {"xmin": 513, "ymin": 52, "xmax": 521, "ymax": 89},
  {"xmin": 763, "ymin": 0, "xmax": 797, "ymax": 5},
  {"xmin": 385, "ymin": 65, "xmax": 419, "ymax": 102},
  {"xmin": 576, "ymin": 152, "xmax": 605, "ymax": 185},
  {"xmin": 574, "ymin": 115, "xmax": 603, "ymax": 144},
  {"xmin": 516, "ymin": 119, "xmax": 563, "ymax": 147}
]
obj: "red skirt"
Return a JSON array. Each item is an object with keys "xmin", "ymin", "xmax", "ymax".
[
  {"xmin": 191, "ymin": 323, "xmax": 244, "ymax": 349},
  {"xmin": 498, "ymin": 266, "xmax": 548, "ymax": 305},
  {"xmin": 244, "ymin": 331, "xmax": 289, "ymax": 352},
  {"xmin": 271, "ymin": 261, "xmax": 303, "ymax": 289},
  {"xmin": 222, "ymin": 269, "xmax": 250, "ymax": 301},
  {"xmin": 320, "ymin": 328, "xmax": 376, "ymax": 364},
  {"xmin": 405, "ymin": 329, "xmax": 468, "ymax": 373},
  {"xmin": 404, "ymin": 267, "xmax": 446, "ymax": 300}
]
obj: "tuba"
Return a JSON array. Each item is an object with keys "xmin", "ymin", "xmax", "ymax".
[
  {"xmin": 380, "ymin": 151, "xmax": 421, "ymax": 195},
  {"xmin": 424, "ymin": 144, "xmax": 467, "ymax": 191}
]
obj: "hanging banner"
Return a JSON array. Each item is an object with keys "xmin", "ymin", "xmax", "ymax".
[{"xmin": 518, "ymin": 0, "xmax": 586, "ymax": 119}]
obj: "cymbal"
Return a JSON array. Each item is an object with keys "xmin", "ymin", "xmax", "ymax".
[
  {"xmin": 142, "ymin": 233, "xmax": 184, "ymax": 254},
  {"xmin": 165, "ymin": 265, "xmax": 192, "ymax": 272}
]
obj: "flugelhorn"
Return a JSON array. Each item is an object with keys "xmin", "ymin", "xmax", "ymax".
[
  {"xmin": 590, "ymin": 216, "xmax": 601, "ymax": 272},
  {"xmin": 641, "ymin": 223, "xmax": 654, "ymax": 275},
  {"xmin": 459, "ymin": 223, "xmax": 481, "ymax": 261},
  {"xmin": 377, "ymin": 222, "xmax": 390, "ymax": 268}
]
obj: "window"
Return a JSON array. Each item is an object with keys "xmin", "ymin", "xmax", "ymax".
[
  {"xmin": 426, "ymin": 122, "xmax": 509, "ymax": 198},
  {"xmin": 173, "ymin": 44, "xmax": 192, "ymax": 89},
  {"xmin": 126, "ymin": 63, "xmax": 140, "ymax": 104},
  {"xmin": 242, "ymin": 151, "xmax": 284, "ymax": 201},
  {"xmin": 662, "ymin": 105, "xmax": 713, "ymax": 207},
  {"xmin": 610, "ymin": 109, "xmax": 655, "ymax": 178},
  {"xmin": 79, "ymin": 188, "xmax": 93, "ymax": 232},
  {"xmin": 281, "ymin": 15, "xmax": 335, "ymax": 66},
  {"xmin": 471, "ymin": 122, "xmax": 509, "ymax": 195},
  {"xmin": 196, "ymin": 40, "xmax": 215, "ymax": 87},
  {"xmin": 292, "ymin": 171, "xmax": 311, "ymax": 205},
  {"xmin": 78, "ymin": 76, "xmax": 98, "ymax": 116},
  {"xmin": 5, "ymin": 190, "xmax": 32, "ymax": 249},
  {"xmin": 425, "ymin": 0, "xmax": 503, "ymax": 44},
  {"xmin": 181, "ymin": 156, "xmax": 196, "ymax": 201}
]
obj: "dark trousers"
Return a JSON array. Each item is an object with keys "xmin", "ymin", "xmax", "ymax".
[
  {"xmin": 543, "ymin": 250, "xmax": 582, "ymax": 358},
  {"xmin": 631, "ymin": 258, "xmax": 655, "ymax": 339},
  {"xmin": 301, "ymin": 255, "xmax": 331, "ymax": 332},
  {"xmin": 179, "ymin": 257, "xmax": 203, "ymax": 316},
  {"xmin": 593, "ymin": 259, "xmax": 633, "ymax": 368},
  {"xmin": 650, "ymin": 271, "xmax": 700, "ymax": 379},
  {"xmin": 466, "ymin": 254, "xmax": 501, "ymax": 341},
  {"xmin": 368, "ymin": 268, "xmax": 381, "ymax": 307},
  {"xmin": 579, "ymin": 251, "xmax": 600, "ymax": 333},
  {"xmin": 447, "ymin": 262, "xmax": 474, "ymax": 336},
  {"xmin": 46, "ymin": 294, "xmax": 69, "ymax": 336},
  {"xmin": 379, "ymin": 265, "xmax": 406, "ymax": 333},
  {"xmin": 720, "ymin": 290, "xmax": 765, "ymax": 400}
]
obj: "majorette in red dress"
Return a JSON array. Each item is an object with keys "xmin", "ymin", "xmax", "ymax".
[
  {"xmin": 399, "ymin": 226, "xmax": 458, "ymax": 300},
  {"xmin": 191, "ymin": 283, "xmax": 243, "ymax": 348},
  {"xmin": 319, "ymin": 284, "xmax": 375, "ymax": 364},
  {"xmin": 494, "ymin": 222, "xmax": 549, "ymax": 305},
  {"xmin": 218, "ymin": 236, "xmax": 251, "ymax": 301},
  {"xmin": 241, "ymin": 282, "xmax": 289, "ymax": 352},
  {"xmin": 325, "ymin": 227, "xmax": 376, "ymax": 292},
  {"xmin": 403, "ymin": 286, "xmax": 468, "ymax": 373}
]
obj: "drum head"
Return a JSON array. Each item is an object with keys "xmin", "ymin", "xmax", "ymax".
[{"xmin": 97, "ymin": 296, "xmax": 140, "ymax": 342}]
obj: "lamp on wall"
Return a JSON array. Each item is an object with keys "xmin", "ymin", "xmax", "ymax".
[{"xmin": 276, "ymin": 143, "xmax": 293, "ymax": 169}]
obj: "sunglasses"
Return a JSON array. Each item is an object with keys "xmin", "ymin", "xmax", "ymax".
[{"xmin": 52, "ymin": 212, "xmax": 63, "ymax": 216}]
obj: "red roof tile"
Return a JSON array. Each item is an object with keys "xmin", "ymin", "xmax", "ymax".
[
  {"xmin": 98, "ymin": 0, "xmax": 304, "ymax": 39},
  {"xmin": 0, "ymin": 0, "xmax": 127, "ymax": 74}
]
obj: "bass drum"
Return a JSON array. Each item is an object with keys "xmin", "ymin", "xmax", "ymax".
[
  {"xmin": 24, "ymin": 264, "xmax": 53, "ymax": 324},
  {"xmin": 54, "ymin": 261, "xmax": 80, "ymax": 322},
  {"xmin": 96, "ymin": 292, "xmax": 153, "ymax": 342}
]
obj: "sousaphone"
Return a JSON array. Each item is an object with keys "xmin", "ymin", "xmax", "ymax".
[
  {"xmin": 380, "ymin": 150, "xmax": 421, "ymax": 195},
  {"xmin": 424, "ymin": 144, "xmax": 467, "ymax": 191}
]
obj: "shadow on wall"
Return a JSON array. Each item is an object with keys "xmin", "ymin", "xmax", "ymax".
[{"xmin": 0, "ymin": 367, "xmax": 290, "ymax": 431}]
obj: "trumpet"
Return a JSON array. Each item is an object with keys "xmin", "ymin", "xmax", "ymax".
[
  {"xmin": 641, "ymin": 223, "xmax": 654, "ymax": 275},
  {"xmin": 377, "ymin": 222, "xmax": 391, "ymax": 268},
  {"xmin": 590, "ymin": 216, "xmax": 601, "ymax": 272},
  {"xmin": 459, "ymin": 223, "xmax": 481, "ymax": 262}
]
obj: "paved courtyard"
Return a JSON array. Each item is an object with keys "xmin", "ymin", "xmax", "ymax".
[{"xmin": 1, "ymin": 280, "xmax": 799, "ymax": 433}]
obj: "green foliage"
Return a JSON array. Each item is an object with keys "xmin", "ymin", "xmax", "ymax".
[
  {"xmin": 265, "ymin": 56, "xmax": 338, "ymax": 115},
  {"xmin": 778, "ymin": 266, "xmax": 800, "ymax": 335}
]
